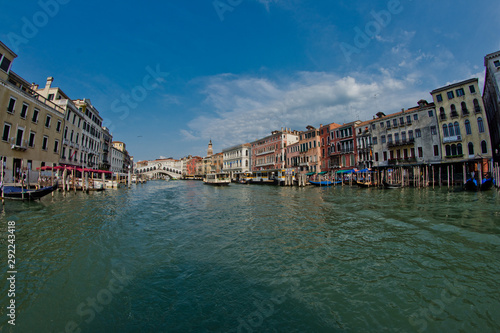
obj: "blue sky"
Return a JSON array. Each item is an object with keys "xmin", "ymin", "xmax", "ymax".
[{"xmin": 1, "ymin": 0, "xmax": 499, "ymax": 161}]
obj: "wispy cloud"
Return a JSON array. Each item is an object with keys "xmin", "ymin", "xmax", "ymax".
[{"xmin": 182, "ymin": 70, "xmax": 427, "ymax": 149}]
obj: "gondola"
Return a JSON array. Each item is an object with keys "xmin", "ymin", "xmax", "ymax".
[
  {"xmin": 1, "ymin": 182, "xmax": 58, "ymax": 201},
  {"xmin": 480, "ymin": 178, "xmax": 494, "ymax": 191},
  {"xmin": 382, "ymin": 180, "xmax": 402, "ymax": 189},
  {"xmin": 356, "ymin": 181, "xmax": 376, "ymax": 188},
  {"xmin": 309, "ymin": 180, "xmax": 339, "ymax": 186}
]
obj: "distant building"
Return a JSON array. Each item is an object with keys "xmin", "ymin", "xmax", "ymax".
[
  {"xmin": 371, "ymin": 100, "xmax": 441, "ymax": 168},
  {"xmin": 222, "ymin": 143, "xmax": 251, "ymax": 179},
  {"xmin": 296, "ymin": 125, "xmax": 321, "ymax": 174},
  {"xmin": 483, "ymin": 50, "xmax": 500, "ymax": 162},
  {"xmin": 329, "ymin": 120, "xmax": 361, "ymax": 171},
  {"xmin": 430, "ymin": 78, "xmax": 492, "ymax": 173},
  {"xmin": 319, "ymin": 123, "xmax": 341, "ymax": 173},
  {"xmin": 355, "ymin": 119, "xmax": 376, "ymax": 170},
  {"xmin": 250, "ymin": 128, "xmax": 299, "ymax": 171},
  {"xmin": 110, "ymin": 145, "xmax": 124, "ymax": 173},
  {"xmin": 73, "ymin": 98, "xmax": 105, "ymax": 168}
]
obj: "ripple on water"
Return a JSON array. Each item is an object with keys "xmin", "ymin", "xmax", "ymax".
[{"xmin": 1, "ymin": 182, "xmax": 499, "ymax": 332}]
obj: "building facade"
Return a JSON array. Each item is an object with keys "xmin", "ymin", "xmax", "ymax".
[
  {"xmin": 296, "ymin": 125, "xmax": 321, "ymax": 174},
  {"xmin": 34, "ymin": 77, "xmax": 86, "ymax": 168},
  {"xmin": 329, "ymin": 120, "xmax": 361, "ymax": 171},
  {"xmin": 430, "ymin": 79, "xmax": 492, "ymax": 172},
  {"xmin": 483, "ymin": 50, "xmax": 500, "ymax": 162},
  {"xmin": 355, "ymin": 119, "xmax": 375, "ymax": 169},
  {"xmin": 222, "ymin": 143, "xmax": 251, "ymax": 179},
  {"xmin": 251, "ymin": 128, "xmax": 299, "ymax": 171},
  {"xmin": 319, "ymin": 123, "xmax": 341, "ymax": 173},
  {"xmin": 371, "ymin": 101, "xmax": 441, "ymax": 168},
  {"xmin": 110, "ymin": 146, "xmax": 124, "ymax": 173},
  {"xmin": 73, "ymin": 99, "xmax": 105, "ymax": 169},
  {"xmin": 0, "ymin": 41, "xmax": 65, "ymax": 182}
]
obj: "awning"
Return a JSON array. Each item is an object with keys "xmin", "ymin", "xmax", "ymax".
[
  {"xmin": 336, "ymin": 169, "xmax": 355, "ymax": 174},
  {"xmin": 356, "ymin": 168, "xmax": 373, "ymax": 173},
  {"xmin": 306, "ymin": 172, "xmax": 316, "ymax": 176},
  {"xmin": 318, "ymin": 171, "xmax": 327, "ymax": 175}
]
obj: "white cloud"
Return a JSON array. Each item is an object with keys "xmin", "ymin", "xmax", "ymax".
[{"xmin": 182, "ymin": 71, "xmax": 427, "ymax": 150}]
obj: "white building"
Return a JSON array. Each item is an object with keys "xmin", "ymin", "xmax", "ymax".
[
  {"xmin": 73, "ymin": 99, "xmax": 105, "ymax": 169},
  {"xmin": 34, "ymin": 77, "xmax": 86, "ymax": 167},
  {"xmin": 110, "ymin": 146, "xmax": 124, "ymax": 173},
  {"xmin": 222, "ymin": 143, "xmax": 251, "ymax": 179}
]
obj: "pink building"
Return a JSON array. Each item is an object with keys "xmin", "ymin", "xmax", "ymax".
[{"xmin": 251, "ymin": 128, "xmax": 299, "ymax": 171}]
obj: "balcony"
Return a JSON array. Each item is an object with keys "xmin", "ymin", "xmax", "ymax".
[
  {"xmin": 330, "ymin": 148, "xmax": 354, "ymax": 156},
  {"xmin": 474, "ymin": 106, "xmax": 482, "ymax": 114},
  {"xmin": 255, "ymin": 161, "xmax": 275, "ymax": 167},
  {"xmin": 461, "ymin": 109, "xmax": 469, "ymax": 116},
  {"xmin": 387, "ymin": 138, "xmax": 415, "ymax": 148},
  {"xmin": 443, "ymin": 135, "xmax": 462, "ymax": 144},
  {"xmin": 450, "ymin": 111, "xmax": 459, "ymax": 119},
  {"xmin": 255, "ymin": 149, "xmax": 275, "ymax": 156},
  {"xmin": 388, "ymin": 157, "xmax": 417, "ymax": 165},
  {"xmin": 10, "ymin": 138, "xmax": 27, "ymax": 151},
  {"xmin": 439, "ymin": 114, "xmax": 447, "ymax": 121},
  {"xmin": 445, "ymin": 154, "xmax": 464, "ymax": 159}
]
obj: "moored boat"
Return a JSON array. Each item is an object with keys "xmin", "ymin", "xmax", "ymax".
[
  {"xmin": 203, "ymin": 173, "xmax": 231, "ymax": 186},
  {"xmin": 382, "ymin": 180, "xmax": 402, "ymax": 189},
  {"xmin": 480, "ymin": 178, "xmax": 494, "ymax": 191},
  {"xmin": 1, "ymin": 182, "xmax": 58, "ymax": 201}
]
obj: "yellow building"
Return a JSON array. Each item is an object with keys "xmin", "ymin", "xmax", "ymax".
[
  {"xmin": 430, "ymin": 78, "xmax": 493, "ymax": 173},
  {"xmin": 0, "ymin": 41, "xmax": 65, "ymax": 182}
]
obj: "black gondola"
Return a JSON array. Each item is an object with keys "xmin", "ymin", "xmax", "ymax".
[
  {"xmin": 480, "ymin": 178, "xmax": 494, "ymax": 191},
  {"xmin": 1, "ymin": 182, "xmax": 58, "ymax": 201},
  {"xmin": 382, "ymin": 180, "xmax": 402, "ymax": 189}
]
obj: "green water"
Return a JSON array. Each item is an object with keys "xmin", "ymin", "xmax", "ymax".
[{"xmin": 0, "ymin": 181, "xmax": 499, "ymax": 332}]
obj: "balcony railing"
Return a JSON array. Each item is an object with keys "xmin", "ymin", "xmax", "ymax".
[
  {"xmin": 10, "ymin": 138, "xmax": 28, "ymax": 151},
  {"xmin": 461, "ymin": 109, "xmax": 469, "ymax": 116},
  {"xmin": 445, "ymin": 154, "xmax": 464, "ymax": 159},
  {"xmin": 255, "ymin": 149, "xmax": 275, "ymax": 156},
  {"xmin": 450, "ymin": 111, "xmax": 459, "ymax": 118},
  {"xmin": 388, "ymin": 157, "xmax": 417, "ymax": 165},
  {"xmin": 474, "ymin": 106, "xmax": 481, "ymax": 113},
  {"xmin": 439, "ymin": 114, "xmax": 447, "ymax": 121},
  {"xmin": 387, "ymin": 138, "xmax": 415, "ymax": 148},
  {"xmin": 443, "ymin": 135, "xmax": 462, "ymax": 144}
]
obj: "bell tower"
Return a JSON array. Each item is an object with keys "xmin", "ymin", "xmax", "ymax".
[{"xmin": 207, "ymin": 139, "xmax": 213, "ymax": 157}]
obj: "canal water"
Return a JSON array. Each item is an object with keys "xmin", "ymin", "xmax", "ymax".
[{"xmin": 0, "ymin": 180, "xmax": 499, "ymax": 332}]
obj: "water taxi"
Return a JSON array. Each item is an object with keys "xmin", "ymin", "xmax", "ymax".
[{"xmin": 203, "ymin": 173, "xmax": 231, "ymax": 186}]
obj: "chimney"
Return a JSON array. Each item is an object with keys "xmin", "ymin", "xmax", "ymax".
[
  {"xmin": 45, "ymin": 77, "xmax": 54, "ymax": 88},
  {"xmin": 31, "ymin": 82, "xmax": 39, "ymax": 90}
]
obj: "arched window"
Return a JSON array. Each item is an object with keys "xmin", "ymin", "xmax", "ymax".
[
  {"xmin": 451, "ymin": 144, "xmax": 457, "ymax": 156},
  {"xmin": 473, "ymin": 99, "xmax": 481, "ymax": 113},
  {"xmin": 461, "ymin": 102, "xmax": 468, "ymax": 114},
  {"xmin": 450, "ymin": 104, "xmax": 457, "ymax": 116},
  {"xmin": 442, "ymin": 124, "xmax": 449, "ymax": 137},
  {"xmin": 457, "ymin": 143, "xmax": 463, "ymax": 155},
  {"xmin": 440, "ymin": 107, "xmax": 446, "ymax": 119},
  {"xmin": 454, "ymin": 122, "xmax": 460, "ymax": 136},
  {"xmin": 481, "ymin": 140, "xmax": 488, "ymax": 154},
  {"xmin": 465, "ymin": 120, "xmax": 472, "ymax": 135},
  {"xmin": 448, "ymin": 123, "xmax": 454, "ymax": 136},
  {"xmin": 468, "ymin": 142, "xmax": 474, "ymax": 156},
  {"xmin": 477, "ymin": 117, "xmax": 485, "ymax": 133},
  {"xmin": 445, "ymin": 145, "xmax": 451, "ymax": 156}
]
